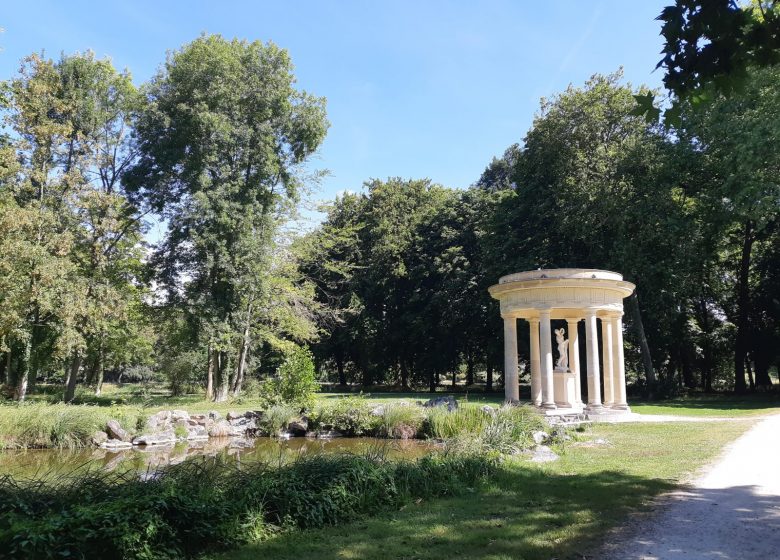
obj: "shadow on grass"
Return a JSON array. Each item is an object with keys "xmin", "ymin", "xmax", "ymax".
[{"xmin": 219, "ymin": 466, "xmax": 678, "ymax": 560}]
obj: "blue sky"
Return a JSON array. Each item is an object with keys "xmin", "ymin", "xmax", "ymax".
[{"xmin": 1, "ymin": 0, "xmax": 668, "ymax": 224}]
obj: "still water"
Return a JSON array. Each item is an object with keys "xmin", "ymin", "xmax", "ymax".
[{"xmin": 0, "ymin": 437, "xmax": 435, "ymax": 480}]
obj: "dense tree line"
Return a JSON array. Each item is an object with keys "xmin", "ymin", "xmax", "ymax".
[
  {"xmin": 0, "ymin": 36, "xmax": 327, "ymax": 401},
  {"xmin": 305, "ymin": 69, "xmax": 780, "ymax": 396},
  {"xmin": 1, "ymin": 5, "xmax": 778, "ymax": 403}
]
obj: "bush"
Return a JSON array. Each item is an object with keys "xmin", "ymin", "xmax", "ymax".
[
  {"xmin": 0, "ymin": 450, "xmax": 497, "ymax": 559},
  {"xmin": 478, "ymin": 405, "xmax": 546, "ymax": 453},
  {"xmin": 376, "ymin": 403, "xmax": 424, "ymax": 439},
  {"xmin": 311, "ymin": 396, "xmax": 375, "ymax": 436},
  {"xmin": 423, "ymin": 404, "xmax": 546, "ymax": 453},
  {"xmin": 0, "ymin": 403, "xmax": 144, "ymax": 450},
  {"xmin": 159, "ymin": 351, "xmax": 203, "ymax": 396},
  {"xmin": 260, "ymin": 404, "xmax": 299, "ymax": 435},
  {"xmin": 423, "ymin": 406, "xmax": 492, "ymax": 439},
  {"xmin": 259, "ymin": 346, "xmax": 319, "ymax": 409}
]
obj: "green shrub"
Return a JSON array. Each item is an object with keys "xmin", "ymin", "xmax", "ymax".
[
  {"xmin": 423, "ymin": 406, "xmax": 492, "ymax": 439},
  {"xmin": 312, "ymin": 396, "xmax": 375, "ymax": 436},
  {"xmin": 259, "ymin": 346, "xmax": 319, "ymax": 409},
  {"xmin": 160, "ymin": 350, "xmax": 204, "ymax": 396},
  {"xmin": 0, "ymin": 403, "xmax": 143, "ymax": 450},
  {"xmin": 260, "ymin": 404, "xmax": 298, "ymax": 435},
  {"xmin": 0, "ymin": 450, "xmax": 497, "ymax": 559},
  {"xmin": 377, "ymin": 403, "xmax": 424, "ymax": 439},
  {"xmin": 478, "ymin": 405, "xmax": 546, "ymax": 453}
]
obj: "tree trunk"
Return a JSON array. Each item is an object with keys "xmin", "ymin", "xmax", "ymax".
[
  {"xmin": 14, "ymin": 340, "xmax": 31, "ymax": 401},
  {"xmin": 336, "ymin": 349, "xmax": 346, "ymax": 386},
  {"xmin": 452, "ymin": 367, "xmax": 457, "ymax": 388},
  {"xmin": 733, "ymin": 219, "xmax": 753, "ymax": 394},
  {"xmin": 745, "ymin": 355, "xmax": 755, "ymax": 391},
  {"xmin": 232, "ymin": 320, "xmax": 251, "ymax": 397},
  {"xmin": 466, "ymin": 349, "xmax": 474, "ymax": 386},
  {"xmin": 206, "ymin": 345, "xmax": 214, "ymax": 400},
  {"xmin": 628, "ymin": 292, "xmax": 656, "ymax": 396},
  {"xmin": 94, "ymin": 346, "xmax": 105, "ymax": 396},
  {"xmin": 753, "ymin": 344, "xmax": 773, "ymax": 388},
  {"xmin": 1, "ymin": 350, "xmax": 9, "ymax": 387},
  {"xmin": 213, "ymin": 351, "xmax": 230, "ymax": 402},
  {"xmin": 400, "ymin": 359, "xmax": 409, "ymax": 389},
  {"xmin": 486, "ymin": 361, "xmax": 493, "ymax": 391},
  {"xmin": 698, "ymin": 297, "xmax": 714, "ymax": 392},
  {"xmin": 64, "ymin": 352, "xmax": 82, "ymax": 403},
  {"xmin": 429, "ymin": 368, "xmax": 436, "ymax": 393}
]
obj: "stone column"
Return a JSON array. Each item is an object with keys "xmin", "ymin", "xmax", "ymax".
[
  {"xmin": 503, "ymin": 316, "xmax": 519, "ymax": 402},
  {"xmin": 539, "ymin": 310, "xmax": 556, "ymax": 409},
  {"xmin": 601, "ymin": 317, "xmax": 615, "ymax": 407},
  {"xmin": 584, "ymin": 309, "xmax": 602, "ymax": 410},
  {"xmin": 611, "ymin": 314, "xmax": 629, "ymax": 410},
  {"xmin": 529, "ymin": 318, "xmax": 542, "ymax": 406},
  {"xmin": 566, "ymin": 318, "xmax": 582, "ymax": 406}
]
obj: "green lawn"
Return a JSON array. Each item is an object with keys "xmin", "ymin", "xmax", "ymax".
[
  {"xmin": 25, "ymin": 383, "xmax": 780, "ymax": 418},
  {"xmin": 629, "ymin": 394, "xmax": 780, "ymax": 417},
  {"xmin": 215, "ymin": 420, "xmax": 753, "ymax": 560}
]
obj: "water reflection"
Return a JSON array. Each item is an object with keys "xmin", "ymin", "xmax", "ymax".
[{"xmin": 0, "ymin": 437, "xmax": 436, "ymax": 480}]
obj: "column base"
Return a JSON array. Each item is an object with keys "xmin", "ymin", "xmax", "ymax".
[
  {"xmin": 611, "ymin": 404, "xmax": 631, "ymax": 412},
  {"xmin": 585, "ymin": 403, "xmax": 603, "ymax": 413},
  {"xmin": 541, "ymin": 402, "xmax": 557, "ymax": 410}
]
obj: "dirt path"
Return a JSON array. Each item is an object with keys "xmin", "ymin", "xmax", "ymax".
[{"xmin": 601, "ymin": 414, "xmax": 780, "ymax": 559}]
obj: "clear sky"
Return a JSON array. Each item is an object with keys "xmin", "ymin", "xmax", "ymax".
[{"xmin": 1, "ymin": 0, "xmax": 668, "ymax": 221}]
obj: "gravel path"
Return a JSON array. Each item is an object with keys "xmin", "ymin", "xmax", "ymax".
[{"xmin": 601, "ymin": 414, "xmax": 780, "ymax": 559}]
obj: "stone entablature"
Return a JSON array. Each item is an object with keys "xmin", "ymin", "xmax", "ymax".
[{"xmin": 488, "ymin": 268, "xmax": 635, "ymax": 414}]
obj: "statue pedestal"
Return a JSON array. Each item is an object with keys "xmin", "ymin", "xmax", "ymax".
[{"xmin": 553, "ymin": 368, "xmax": 577, "ymax": 408}]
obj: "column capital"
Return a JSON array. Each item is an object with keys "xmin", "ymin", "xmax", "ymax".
[
  {"xmin": 528, "ymin": 317, "xmax": 540, "ymax": 324},
  {"xmin": 584, "ymin": 308, "xmax": 599, "ymax": 318},
  {"xmin": 539, "ymin": 308, "xmax": 552, "ymax": 318},
  {"xmin": 565, "ymin": 317, "xmax": 581, "ymax": 324}
]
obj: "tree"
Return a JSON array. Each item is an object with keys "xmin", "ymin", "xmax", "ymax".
[
  {"xmin": 678, "ymin": 67, "xmax": 780, "ymax": 392},
  {"xmin": 637, "ymin": 1, "xmax": 780, "ymax": 125},
  {"xmin": 125, "ymin": 35, "xmax": 328, "ymax": 401}
]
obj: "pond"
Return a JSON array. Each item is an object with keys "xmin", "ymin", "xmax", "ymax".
[{"xmin": 0, "ymin": 436, "xmax": 436, "ymax": 481}]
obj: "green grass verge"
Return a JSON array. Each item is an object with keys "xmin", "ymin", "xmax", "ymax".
[
  {"xmin": 216, "ymin": 420, "xmax": 753, "ymax": 560},
  {"xmin": 0, "ymin": 450, "xmax": 497, "ymax": 559}
]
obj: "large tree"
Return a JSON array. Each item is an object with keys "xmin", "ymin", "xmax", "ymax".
[{"xmin": 126, "ymin": 35, "xmax": 328, "ymax": 400}]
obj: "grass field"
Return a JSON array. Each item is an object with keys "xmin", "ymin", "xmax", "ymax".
[
  {"xmin": 214, "ymin": 419, "xmax": 754, "ymax": 560},
  {"xmin": 20, "ymin": 382, "xmax": 780, "ymax": 417}
]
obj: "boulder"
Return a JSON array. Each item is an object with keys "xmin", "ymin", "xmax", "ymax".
[
  {"xmin": 102, "ymin": 438, "xmax": 132, "ymax": 450},
  {"xmin": 392, "ymin": 424, "xmax": 417, "ymax": 440},
  {"xmin": 106, "ymin": 419, "xmax": 131, "ymax": 442},
  {"xmin": 532, "ymin": 431, "xmax": 549, "ymax": 445},
  {"xmin": 530, "ymin": 445, "xmax": 559, "ymax": 463},
  {"xmin": 287, "ymin": 418, "xmax": 308, "ymax": 437},
  {"xmin": 226, "ymin": 410, "xmax": 244, "ymax": 421},
  {"xmin": 189, "ymin": 413, "xmax": 208, "ymax": 425},
  {"xmin": 132, "ymin": 430, "xmax": 176, "ymax": 446},
  {"xmin": 316, "ymin": 429, "xmax": 344, "ymax": 439},
  {"xmin": 146, "ymin": 410, "xmax": 172, "ymax": 431},
  {"xmin": 171, "ymin": 409, "xmax": 190, "ymax": 422},
  {"xmin": 423, "ymin": 396, "xmax": 458, "ymax": 411},
  {"xmin": 208, "ymin": 420, "xmax": 233, "ymax": 437},
  {"xmin": 186, "ymin": 425, "xmax": 209, "ymax": 440},
  {"xmin": 480, "ymin": 405, "xmax": 496, "ymax": 416},
  {"xmin": 91, "ymin": 431, "xmax": 108, "ymax": 446},
  {"xmin": 208, "ymin": 410, "xmax": 221, "ymax": 421}
]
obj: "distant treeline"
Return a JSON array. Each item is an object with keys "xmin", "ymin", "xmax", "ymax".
[
  {"xmin": 304, "ymin": 70, "xmax": 780, "ymax": 396},
  {"xmin": 1, "ymin": 38, "xmax": 777, "ymax": 402}
]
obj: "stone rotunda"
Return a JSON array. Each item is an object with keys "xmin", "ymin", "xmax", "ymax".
[{"xmin": 488, "ymin": 268, "xmax": 635, "ymax": 413}]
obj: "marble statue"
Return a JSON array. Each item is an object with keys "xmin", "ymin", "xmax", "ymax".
[{"xmin": 555, "ymin": 327, "xmax": 569, "ymax": 370}]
